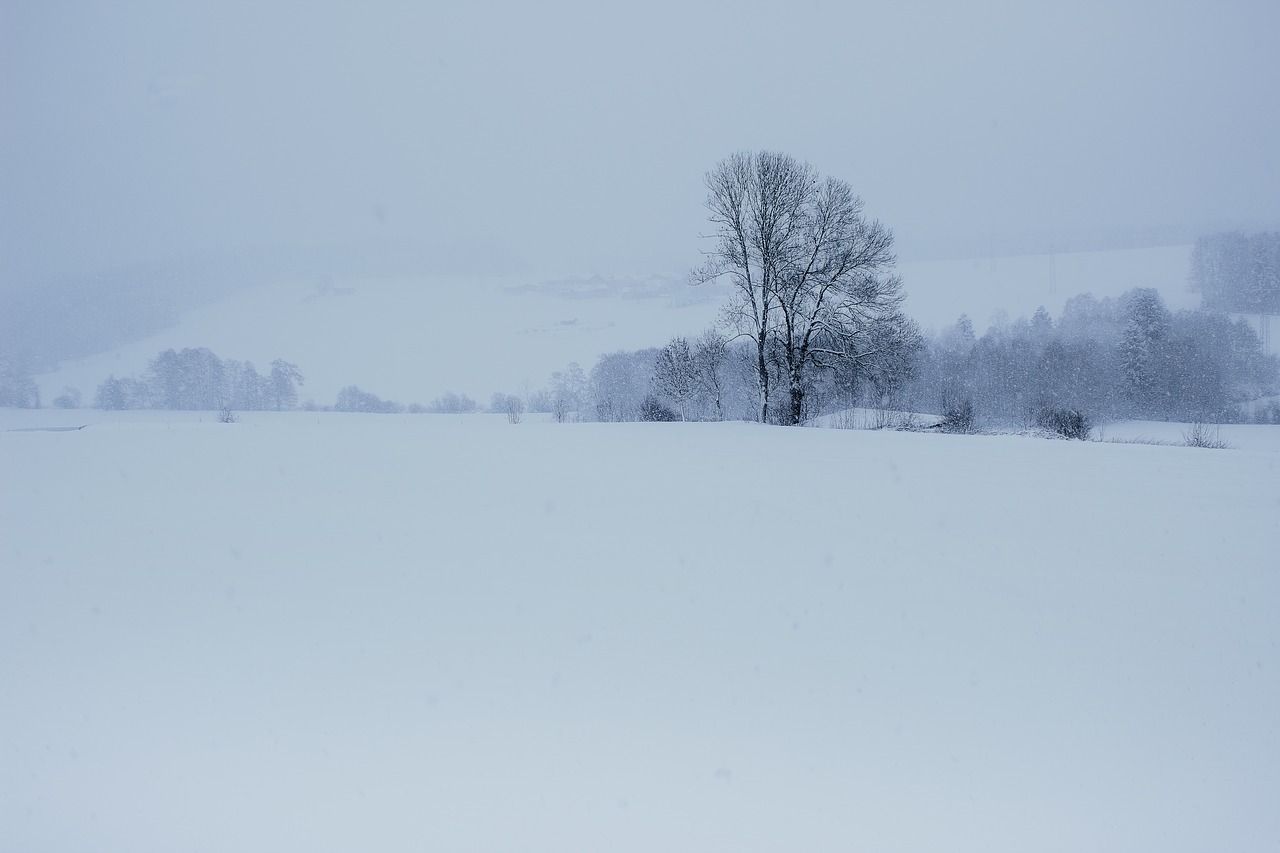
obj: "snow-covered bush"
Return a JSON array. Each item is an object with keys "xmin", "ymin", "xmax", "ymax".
[
  {"xmin": 1036, "ymin": 405, "xmax": 1091, "ymax": 440},
  {"xmin": 639, "ymin": 394, "xmax": 678, "ymax": 422}
]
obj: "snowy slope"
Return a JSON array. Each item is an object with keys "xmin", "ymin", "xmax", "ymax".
[
  {"xmin": 3, "ymin": 410, "xmax": 1278, "ymax": 853},
  {"xmin": 34, "ymin": 274, "xmax": 730, "ymax": 408},
  {"xmin": 35, "ymin": 245, "xmax": 1199, "ymax": 406},
  {"xmin": 901, "ymin": 244, "xmax": 1197, "ymax": 331}
]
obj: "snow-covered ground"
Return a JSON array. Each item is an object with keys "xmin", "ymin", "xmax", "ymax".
[
  {"xmin": 3, "ymin": 409, "xmax": 1278, "ymax": 852},
  {"xmin": 35, "ymin": 245, "xmax": 1200, "ymax": 406}
]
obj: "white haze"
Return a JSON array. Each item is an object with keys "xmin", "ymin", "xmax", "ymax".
[
  {"xmin": 31, "ymin": 244, "xmax": 1199, "ymax": 407},
  {"xmin": 2, "ymin": 0, "xmax": 1279, "ymax": 290}
]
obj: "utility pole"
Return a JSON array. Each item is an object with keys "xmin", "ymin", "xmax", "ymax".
[{"xmin": 1048, "ymin": 243, "xmax": 1057, "ymax": 296}]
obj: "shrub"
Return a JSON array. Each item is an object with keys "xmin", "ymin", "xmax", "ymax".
[
  {"xmin": 1183, "ymin": 422, "xmax": 1231, "ymax": 449},
  {"xmin": 937, "ymin": 395, "xmax": 976, "ymax": 434},
  {"xmin": 504, "ymin": 395, "xmax": 525, "ymax": 424},
  {"xmin": 870, "ymin": 407, "xmax": 924, "ymax": 431},
  {"xmin": 639, "ymin": 394, "xmax": 678, "ymax": 422},
  {"xmin": 52, "ymin": 386, "xmax": 82, "ymax": 409},
  {"xmin": 1036, "ymin": 405, "xmax": 1091, "ymax": 440}
]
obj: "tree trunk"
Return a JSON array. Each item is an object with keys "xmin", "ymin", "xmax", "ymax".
[
  {"xmin": 757, "ymin": 335, "xmax": 770, "ymax": 423},
  {"xmin": 789, "ymin": 376, "xmax": 805, "ymax": 426}
]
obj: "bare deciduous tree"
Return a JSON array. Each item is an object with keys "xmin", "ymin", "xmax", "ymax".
[
  {"xmin": 693, "ymin": 150, "xmax": 910, "ymax": 424},
  {"xmin": 551, "ymin": 362, "xmax": 586, "ymax": 423},
  {"xmin": 504, "ymin": 394, "xmax": 525, "ymax": 424},
  {"xmin": 693, "ymin": 327, "xmax": 729, "ymax": 420},
  {"xmin": 653, "ymin": 336, "xmax": 698, "ymax": 421}
]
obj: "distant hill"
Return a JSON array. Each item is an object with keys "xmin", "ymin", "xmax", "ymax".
[{"xmin": 35, "ymin": 246, "xmax": 1201, "ymax": 407}]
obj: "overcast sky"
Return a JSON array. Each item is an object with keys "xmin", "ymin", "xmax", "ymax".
[{"xmin": 2, "ymin": 0, "xmax": 1277, "ymax": 285}]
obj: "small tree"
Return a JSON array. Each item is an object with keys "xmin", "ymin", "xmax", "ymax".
[
  {"xmin": 1119, "ymin": 288, "xmax": 1171, "ymax": 416},
  {"xmin": 93, "ymin": 375, "xmax": 147, "ymax": 410},
  {"xmin": 550, "ymin": 362, "xmax": 586, "ymax": 423},
  {"xmin": 588, "ymin": 351, "xmax": 656, "ymax": 422},
  {"xmin": 147, "ymin": 349, "xmax": 183, "ymax": 409},
  {"xmin": 266, "ymin": 360, "xmax": 304, "ymax": 410},
  {"xmin": 94, "ymin": 376, "xmax": 127, "ymax": 411},
  {"xmin": 499, "ymin": 391, "xmax": 519, "ymax": 422},
  {"xmin": 231, "ymin": 361, "xmax": 265, "ymax": 411},
  {"xmin": 492, "ymin": 392, "xmax": 525, "ymax": 424},
  {"xmin": 52, "ymin": 386, "xmax": 82, "ymax": 409},
  {"xmin": 653, "ymin": 336, "xmax": 698, "ymax": 420},
  {"xmin": 693, "ymin": 327, "xmax": 729, "ymax": 420},
  {"xmin": 426, "ymin": 392, "xmax": 477, "ymax": 414}
]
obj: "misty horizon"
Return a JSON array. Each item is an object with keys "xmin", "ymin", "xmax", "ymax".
[{"xmin": 3, "ymin": 0, "xmax": 1278, "ymax": 290}]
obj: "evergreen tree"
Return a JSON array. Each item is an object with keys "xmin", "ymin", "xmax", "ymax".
[{"xmin": 1118, "ymin": 288, "xmax": 1172, "ymax": 416}]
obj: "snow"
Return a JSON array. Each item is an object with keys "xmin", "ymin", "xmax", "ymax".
[
  {"xmin": 9, "ymin": 240, "xmax": 1276, "ymax": 850},
  {"xmin": 900, "ymin": 244, "xmax": 1199, "ymax": 333},
  {"xmin": 1100, "ymin": 419, "xmax": 1280, "ymax": 451},
  {"xmin": 34, "ymin": 245, "xmax": 1201, "ymax": 406},
  {"xmin": 3, "ymin": 409, "xmax": 1278, "ymax": 852}
]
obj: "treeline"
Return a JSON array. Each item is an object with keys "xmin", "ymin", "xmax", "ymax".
[
  {"xmin": 36, "ymin": 295, "xmax": 1280, "ymax": 429},
  {"xmin": 94, "ymin": 348, "xmax": 304, "ymax": 411},
  {"xmin": 912, "ymin": 288, "xmax": 1278, "ymax": 427},
  {"xmin": 490, "ymin": 324, "xmax": 916, "ymax": 425},
  {"xmin": 86, "ymin": 348, "xmax": 484, "ymax": 416},
  {"xmin": 1190, "ymin": 231, "xmax": 1280, "ymax": 314},
  {"xmin": 509, "ymin": 288, "xmax": 1277, "ymax": 430},
  {"xmin": 327, "ymin": 387, "xmax": 479, "ymax": 414}
]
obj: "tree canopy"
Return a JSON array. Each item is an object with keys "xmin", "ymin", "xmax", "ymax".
[{"xmin": 693, "ymin": 151, "xmax": 918, "ymax": 424}]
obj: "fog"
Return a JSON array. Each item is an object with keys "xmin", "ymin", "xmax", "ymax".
[{"xmin": 2, "ymin": 0, "xmax": 1278, "ymax": 289}]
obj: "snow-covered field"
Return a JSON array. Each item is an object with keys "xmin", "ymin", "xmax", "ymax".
[
  {"xmin": 3, "ymin": 409, "xmax": 1278, "ymax": 852},
  {"xmin": 35, "ymin": 245, "xmax": 1199, "ymax": 406}
]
